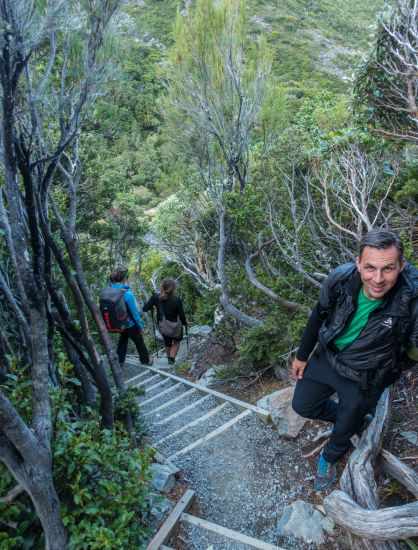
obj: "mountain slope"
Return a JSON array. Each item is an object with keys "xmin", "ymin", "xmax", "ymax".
[{"xmin": 133, "ymin": 0, "xmax": 384, "ymax": 91}]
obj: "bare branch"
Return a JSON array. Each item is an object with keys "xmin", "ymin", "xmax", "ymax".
[{"xmin": 244, "ymin": 238, "xmax": 307, "ymax": 313}]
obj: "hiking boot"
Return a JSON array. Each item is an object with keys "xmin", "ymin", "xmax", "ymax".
[
  {"xmin": 142, "ymin": 359, "xmax": 153, "ymax": 366},
  {"xmin": 314, "ymin": 453, "xmax": 337, "ymax": 492}
]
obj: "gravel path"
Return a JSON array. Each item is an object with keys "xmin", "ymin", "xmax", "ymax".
[
  {"xmin": 125, "ymin": 347, "xmax": 322, "ymax": 549},
  {"xmin": 170, "ymin": 412, "xmax": 311, "ymax": 549}
]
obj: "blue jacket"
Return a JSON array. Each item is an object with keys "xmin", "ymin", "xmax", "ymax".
[{"xmin": 111, "ymin": 283, "xmax": 144, "ymax": 330}]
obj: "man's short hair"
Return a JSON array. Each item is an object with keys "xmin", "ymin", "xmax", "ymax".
[
  {"xmin": 109, "ymin": 266, "xmax": 128, "ymax": 283},
  {"xmin": 359, "ymin": 229, "xmax": 404, "ymax": 260}
]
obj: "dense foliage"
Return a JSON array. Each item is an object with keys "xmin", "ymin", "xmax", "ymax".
[
  {"xmin": 0, "ymin": 358, "xmax": 151, "ymax": 549},
  {"xmin": 1, "ymin": 0, "xmax": 418, "ymax": 547}
]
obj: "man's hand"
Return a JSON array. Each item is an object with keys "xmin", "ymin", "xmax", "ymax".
[{"xmin": 291, "ymin": 358, "xmax": 307, "ymax": 380}]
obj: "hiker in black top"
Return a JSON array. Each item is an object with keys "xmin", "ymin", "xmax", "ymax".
[
  {"xmin": 143, "ymin": 278, "xmax": 188, "ymax": 365},
  {"xmin": 291, "ymin": 230, "xmax": 418, "ymax": 492}
]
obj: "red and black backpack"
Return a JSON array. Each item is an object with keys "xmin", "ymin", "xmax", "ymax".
[{"xmin": 99, "ymin": 287, "xmax": 129, "ymax": 332}]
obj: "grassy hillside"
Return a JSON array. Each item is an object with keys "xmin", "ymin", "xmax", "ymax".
[
  {"xmin": 249, "ymin": 0, "xmax": 384, "ymax": 90},
  {"xmin": 133, "ymin": 0, "xmax": 384, "ymax": 91}
]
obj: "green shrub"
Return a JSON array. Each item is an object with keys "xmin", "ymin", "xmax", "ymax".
[
  {"xmin": 238, "ymin": 311, "xmax": 307, "ymax": 369},
  {"xmin": 0, "ymin": 361, "xmax": 153, "ymax": 550},
  {"xmin": 54, "ymin": 417, "xmax": 152, "ymax": 549}
]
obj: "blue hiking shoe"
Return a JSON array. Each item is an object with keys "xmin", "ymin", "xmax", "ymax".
[{"xmin": 314, "ymin": 453, "xmax": 337, "ymax": 492}]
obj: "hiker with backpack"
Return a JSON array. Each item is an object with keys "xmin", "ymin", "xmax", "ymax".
[
  {"xmin": 100, "ymin": 266, "xmax": 152, "ymax": 367},
  {"xmin": 291, "ymin": 230, "xmax": 418, "ymax": 491},
  {"xmin": 143, "ymin": 278, "xmax": 188, "ymax": 365}
]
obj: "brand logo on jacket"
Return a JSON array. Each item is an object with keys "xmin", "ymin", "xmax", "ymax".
[{"xmin": 381, "ymin": 317, "xmax": 393, "ymax": 328}]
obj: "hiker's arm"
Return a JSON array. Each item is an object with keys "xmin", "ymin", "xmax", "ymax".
[
  {"xmin": 295, "ymin": 303, "xmax": 323, "ymax": 362},
  {"xmin": 291, "ymin": 304, "xmax": 324, "ymax": 379},
  {"xmin": 292, "ymin": 271, "xmax": 337, "ymax": 379},
  {"xmin": 295, "ymin": 267, "xmax": 342, "ymax": 361},
  {"xmin": 142, "ymin": 294, "xmax": 156, "ymax": 313},
  {"xmin": 125, "ymin": 291, "xmax": 144, "ymax": 329}
]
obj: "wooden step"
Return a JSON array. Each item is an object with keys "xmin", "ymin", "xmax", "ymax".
[
  {"xmin": 155, "ymin": 402, "xmax": 228, "ymax": 445},
  {"xmin": 140, "ymin": 382, "xmax": 183, "ymax": 406},
  {"xmin": 155, "ymin": 395, "xmax": 211, "ymax": 426},
  {"xmin": 181, "ymin": 512, "xmax": 285, "ymax": 550},
  {"xmin": 146, "ymin": 489, "xmax": 195, "ymax": 550},
  {"xmin": 143, "ymin": 388, "xmax": 197, "ymax": 417},
  {"xmin": 167, "ymin": 409, "xmax": 252, "ymax": 460},
  {"xmin": 126, "ymin": 358, "xmax": 271, "ymax": 422}
]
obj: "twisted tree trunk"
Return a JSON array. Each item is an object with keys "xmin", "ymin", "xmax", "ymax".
[{"xmin": 324, "ymin": 390, "xmax": 418, "ymax": 548}]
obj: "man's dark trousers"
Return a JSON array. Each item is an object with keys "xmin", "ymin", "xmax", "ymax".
[
  {"xmin": 117, "ymin": 326, "xmax": 150, "ymax": 365},
  {"xmin": 292, "ymin": 351, "xmax": 384, "ymax": 463}
]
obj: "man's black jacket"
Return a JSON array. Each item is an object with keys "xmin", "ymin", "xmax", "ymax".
[{"xmin": 297, "ymin": 262, "xmax": 418, "ymax": 377}]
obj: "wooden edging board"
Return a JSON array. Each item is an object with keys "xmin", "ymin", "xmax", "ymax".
[
  {"xmin": 181, "ymin": 513, "xmax": 285, "ymax": 550},
  {"xmin": 146, "ymin": 489, "xmax": 195, "ymax": 550},
  {"xmin": 156, "ymin": 402, "xmax": 228, "ymax": 445},
  {"xmin": 143, "ymin": 388, "xmax": 197, "ymax": 417},
  {"xmin": 167, "ymin": 409, "xmax": 252, "ymax": 460},
  {"xmin": 125, "ymin": 358, "xmax": 271, "ymax": 423},
  {"xmin": 155, "ymin": 395, "xmax": 211, "ymax": 426}
]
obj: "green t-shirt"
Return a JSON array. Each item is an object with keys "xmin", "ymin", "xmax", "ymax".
[{"xmin": 334, "ymin": 288, "xmax": 383, "ymax": 351}]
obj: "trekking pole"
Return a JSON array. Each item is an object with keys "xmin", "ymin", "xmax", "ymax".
[{"xmin": 151, "ymin": 309, "xmax": 158, "ymax": 357}]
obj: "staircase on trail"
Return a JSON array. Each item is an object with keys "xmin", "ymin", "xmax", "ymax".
[{"xmin": 125, "ymin": 347, "xmax": 292, "ymax": 550}]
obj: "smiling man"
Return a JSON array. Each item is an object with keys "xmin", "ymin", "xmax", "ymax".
[{"xmin": 291, "ymin": 230, "xmax": 418, "ymax": 491}]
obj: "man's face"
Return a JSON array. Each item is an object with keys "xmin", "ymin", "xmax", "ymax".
[{"xmin": 356, "ymin": 245, "xmax": 405, "ymax": 300}]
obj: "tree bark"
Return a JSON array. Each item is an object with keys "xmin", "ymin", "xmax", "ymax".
[
  {"xmin": 47, "ymin": 197, "xmax": 126, "ymax": 395},
  {"xmin": 324, "ymin": 492, "xmax": 418, "ymax": 541},
  {"xmin": 324, "ymin": 390, "xmax": 416, "ymax": 549},
  {"xmin": 0, "ymin": 445, "xmax": 67, "ymax": 550},
  {"xmin": 62, "ymin": 336, "xmax": 96, "ymax": 408},
  {"xmin": 0, "ymin": 9, "xmax": 67, "ymax": 545},
  {"xmin": 44, "ymin": 263, "xmax": 113, "ymax": 427},
  {"xmin": 27, "ymin": 471, "xmax": 68, "ymax": 550},
  {"xmin": 380, "ymin": 449, "xmax": 418, "ymax": 499},
  {"xmin": 217, "ymin": 208, "xmax": 263, "ymax": 328},
  {"xmin": 0, "ymin": 394, "xmax": 68, "ymax": 549},
  {"xmin": 0, "ymin": 330, "xmax": 11, "ymax": 377}
]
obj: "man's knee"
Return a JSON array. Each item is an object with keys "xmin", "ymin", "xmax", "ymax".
[
  {"xmin": 292, "ymin": 388, "xmax": 320, "ymax": 419},
  {"xmin": 336, "ymin": 395, "xmax": 368, "ymax": 432}
]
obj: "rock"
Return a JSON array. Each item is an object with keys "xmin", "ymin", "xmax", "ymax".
[
  {"xmin": 150, "ymin": 463, "xmax": 179, "ymax": 493},
  {"xmin": 189, "ymin": 361, "xmax": 199, "ymax": 377},
  {"xmin": 174, "ymin": 340, "xmax": 189, "ymax": 363},
  {"xmin": 188, "ymin": 325, "xmax": 212, "ymax": 337},
  {"xmin": 273, "ymin": 363, "xmax": 290, "ymax": 381},
  {"xmin": 257, "ymin": 386, "xmax": 306, "ymax": 439},
  {"xmin": 153, "ymin": 451, "xmax": 179, "ymax": 473},
  {"xmin": 400, "ymin": 431, "xmax": 418, "ymax": 447},
  {"xmin": 149, "ymin": 493, "xmax": 173, "ymax": 523},
  {"xmin": 214, "ymin": 306, "xmax": 224, "ymax": 326},
  {"xmin": 277, "ymin": 500, "xmax": 334, "ymax": 545},
  {"xmin": 198, "ymin": 367, "xmax": 217, "ymax": 387}
]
